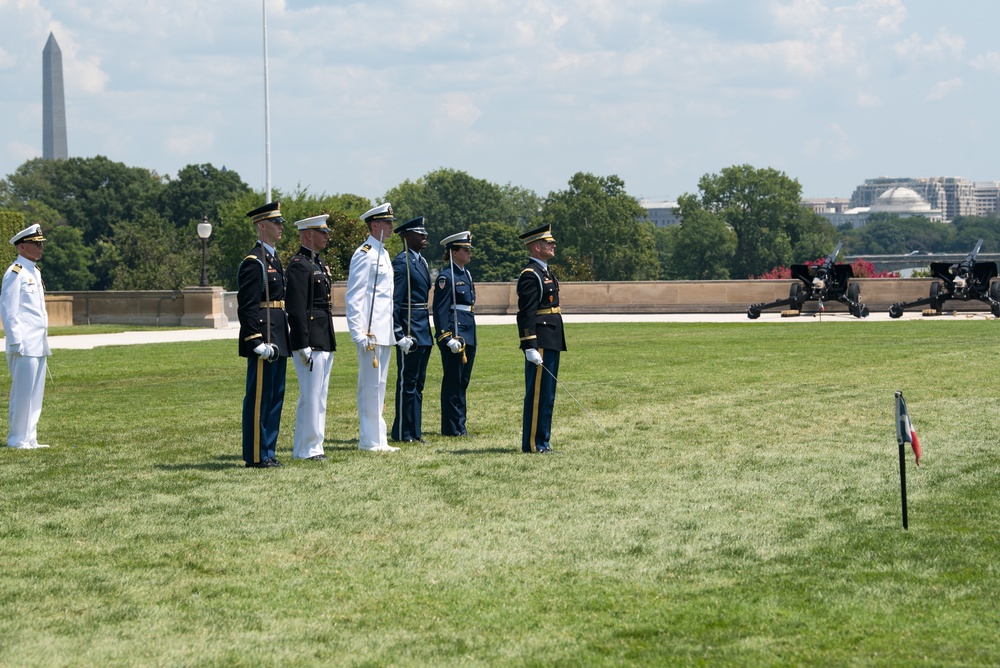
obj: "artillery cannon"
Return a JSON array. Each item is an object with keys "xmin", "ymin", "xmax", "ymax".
[
  {"xmin": 888, "ymin": 239, "xmax": 1000, "ymax": 318},
  {"xmin": 747, "ymin": 243, "xmax": 869, "ymax": 319}
]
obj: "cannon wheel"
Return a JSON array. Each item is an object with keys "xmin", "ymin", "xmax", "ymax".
[
  {"xmin": 747, "ymin": 305, "xmax": 761, "ymax": 319},
  {"xmin": 788, "ymin": 283, "xmax": 802, "ymax": 309},
  {"xmin": 929, "ymin": 281, "xmax": 942, "ymax": 312},
  {"xmin": 990, "ymin": 281, "xmax": 1000, "ymax": 303},
  {"xmin": 847, "ymin": 282, "xmax": 860, "ymax": 303},
  {"xmin": 889, "ymin": 303, "xmax": 905, "ymax": 319}
]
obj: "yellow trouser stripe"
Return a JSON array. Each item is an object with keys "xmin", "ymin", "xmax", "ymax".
[
  {"xmin": 254, "ymin": 357, "xmax": 264, "ymax": 463},
  {"xmin": 529, "ymin": 350, "xmax": 543, "ymax": 453}
]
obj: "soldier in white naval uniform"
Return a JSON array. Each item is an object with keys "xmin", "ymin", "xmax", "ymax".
[
  {"xmin": 344, "ymin": 203, "xmax": 412, "ymax": 451},
  {"xmin": 2, "ymin": 224, "xmax": 52, "ymax": 450}
]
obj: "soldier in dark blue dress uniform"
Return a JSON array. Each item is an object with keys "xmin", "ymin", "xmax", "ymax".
[
  {"xmin": 516, "ymin": 224, "xmax": 566, "ymax": 453},
  {"xmin": 433, "ymin": 231, "xmax": 477, "ymax": 437},
  {"xmin": 391, "ymin": 217, "xmax": 433, "ymax": 443},
  {"xmin": 238, "ymin": 201, "xmax": 292, "ymax": 468}
]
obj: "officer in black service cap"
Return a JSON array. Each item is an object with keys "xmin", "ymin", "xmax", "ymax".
[
  {"xmin": 391, "ymin": 216, "xmax": 433, "ymax": 443},
  {"xmin": 516, "ymin": 224, "xmax": 565, "ymax": 453},
  {"xmin": 433, "ymin": 231, "xmax": 476, "ymax": 437},
  {"xmin": 237, "ymin": 201, "xmax": 292, "ymax": 468}
]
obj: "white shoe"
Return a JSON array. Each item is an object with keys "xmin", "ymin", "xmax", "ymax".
[
  {"xmin": 32, "ymin": 444, "xmax": 50, "ymax": 449},
  {"xmin": 359, "ymin": 444, "xmax": 399, "ymax": 452}
]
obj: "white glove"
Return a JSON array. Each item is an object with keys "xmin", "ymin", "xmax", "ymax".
[
  {"xmin": 253, "ymin": 342, "xmax": 277, "ymax": 362},
  {"xmin": 525, "ymin": 348, "xmax": 543, "ymax": 366},
  {"xmin": 354, "ymin": 334, "xmax": 377, "ymax": 348},
  {"xmin": 296, "ymin": 347, "xmax": 312, "ymax": 365},
  {"xmin": 397, "ymin": 336, "xmax": 414, "ymax": 354},
  {"xmin": 447, "ymin": 338, "xmax": 463, "ymax": 354}
]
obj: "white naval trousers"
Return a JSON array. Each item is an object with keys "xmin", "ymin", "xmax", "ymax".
[
  {"xmin": 291, "ymin": 350, "xmax": 334, "ymax": 459},
  {"xmin": 356, "ymin": 343, "xmax": 391, "ymax": 449},
  {"xmin": 7, "ymin": 354, "xmax": 46, "ymax": 448}
]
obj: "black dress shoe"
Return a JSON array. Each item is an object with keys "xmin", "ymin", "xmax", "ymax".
[
  {"xmin": 403, "ymin": 438, "xmax": 426, "ymax": 444},
  {"xmin": 307, "ymin": 454, "xmax": 327, "ymax": 461},
  {"xmin": 268, "ymin": 457, "xmax": 282, "ymax": 467},
  {"xmin": 245, "ymin": 460, "xmax": 276, "ymax": 468}
]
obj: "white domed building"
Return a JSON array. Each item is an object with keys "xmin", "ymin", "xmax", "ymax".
[
  {"xmin": 868, "ymin": 187, "xmax": 943, "ymax": 221},
  {"xmin": 809, "ymin": 186, "xmax": 944, "ymax": 228}
]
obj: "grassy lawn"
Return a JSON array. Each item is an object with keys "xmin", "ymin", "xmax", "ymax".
[{"xmin": 1, "ymin": 321, "xmax": 998, "ymax": 666}]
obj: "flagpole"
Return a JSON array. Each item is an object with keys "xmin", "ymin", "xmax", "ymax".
[
  {"xmin": 895, "ymin": 391, "xmax": 909, "ymax": 530},
  {"xmin": 262, "ymin": 0, "xmax": 272, "ymax": 203}
]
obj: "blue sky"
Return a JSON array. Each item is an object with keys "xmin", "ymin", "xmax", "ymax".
[{"xmin": 2, "ymin": 0, "xmax": 999, "ymax": 203}]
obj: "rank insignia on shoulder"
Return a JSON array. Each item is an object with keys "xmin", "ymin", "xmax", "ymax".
[
  {"xmin": 361, "ymin": 244, "xmax": 372, "ymax": 253},
  {"xmin": 437, "ymin": 276, "xmax": 448, "ymax": 289},
  {"xmin": 11, "ymin": 264, "xmax": 22, "ymax": 274}
]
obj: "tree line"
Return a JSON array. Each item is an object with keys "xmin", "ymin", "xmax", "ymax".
[{"xmin": 3, "ymin": 156, "xmax": 999, "ymax": 291}]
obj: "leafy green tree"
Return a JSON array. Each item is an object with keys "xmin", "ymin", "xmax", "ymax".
[
  {"xmin": 788, "ymin": 207, "xmax": 839, "ymax": 263},
  {"xmin": 1, "ymin": 156, "xmax": 164, "ymax": 244},
  {"xmin": 211, "ymin": 189, "xmax": 374, "ymax": 290},
  {"xmin": 159, "ymin": 164, "xmax": 252, "ymax": 227},
  {"xmin": 384, "ymin": 168, "xmax": 541, "ymax": 249},
  {"xmin": 652, "ymin": 225, "xmax": 674, "ymax": 280},
  {"xmin": 0, "ymin": 211, "xmax": 25, "ymax": 269},
  {"xmin": 664, "ymin": 203, "xmax": 737, "ymax": 280},
  {"xmin": 841, "ymin": 214, "xmax": 955, "ymax": 255},
  {"xmin": 951, "ymin": 215, "xmax": 1000, "ymax": 253},
  {"xmin": 680, "ymin": 164, "xmax": 804, "ymax": 278},
  {"xmin": 101, "ymin": 214, "xmax": 200, "ymax": 290},
  {"xmin": 465, "ymin": 221, "xmax": 524, "ymax": 282},
  {"xmin": 38, "ymin": 225, "xmax": 96, "ymax": 290},
  {"xmin": 535, "ymin": 172, "xmax": 659, "ymax": 281}
]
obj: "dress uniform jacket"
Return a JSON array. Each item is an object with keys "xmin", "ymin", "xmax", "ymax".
[
  {"xmin": 2, "ymin": 256, "xmax": 51, "ymax": 450},
  {"xmin": 345, "ymin": 235, "xmax": 394, "ymax": 345},
  {"xmin": 433, "ymin": 263, "xmax": 477, "ymax": 436},
  {"xmin": 237, "ymin": 241, "xmax": 290, "ymax": 466},
  {"xmin": 392, "ymin": 249, "xmax": 432, "ymax": 347},
  {"xmin": 345, "ymin": 234, "xmax": 395, "ymax": 450},
  {"xmin": 516, "ymin": 260, "xmax": 565, "ymax": 352},
  {"xmin": 433, "ymin": 264, "xmax": 477, "ymax": 348},
  {"xmin": 390, "ymin": 249, "xmax": 433, "ymax": 442},
  {"xmin": 286, "ymin": 246, "xmax": 336, "ymax": 352},
  {"xmin": 286, "ymin": 245, "xmax": 336, "ymax": 459},
  {"xmin": 237, "ymin": 242, "xmax": 291, "ymax": 358},
  {"xmin": 516, "ymin": 258, "xmax": 565, "ymax": 453}
]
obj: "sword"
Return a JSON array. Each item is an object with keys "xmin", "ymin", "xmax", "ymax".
[
  {"xmin": 538, "ymin": 362, "xmax": 609, "ymax": 437},
  {"xmin": 365, "ymin": 227, "xmax": 385, "ymax": 368},
  {"xmin": 449, "ymin": 248, "xmax": 467, "ymax": 364}
]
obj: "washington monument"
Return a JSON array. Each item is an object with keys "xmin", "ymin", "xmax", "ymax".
[{"xmin": 42, "ymin": 32, "xmax": 68, "ymax": 160}]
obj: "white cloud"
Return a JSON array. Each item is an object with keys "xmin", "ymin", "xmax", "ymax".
[
  {"xmin": 894, "ymin": 27, "xmax": 965, "ymax": 64},
  {"xmin": 970, "ymin": 51, "xmax": 1000, "ymax": 74},
  {"xmin": 855, "ymin": 91, "xmax": 883, "ymax": 107},
  {"xmin": 925, "ymin": 77, "xmax": 963, "ymax": 101},
  {"xmin": 165, "ymin": 128, "xmax": 216, "ymax": 157}
]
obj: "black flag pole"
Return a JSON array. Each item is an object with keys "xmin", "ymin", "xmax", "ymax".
[{"xmin": 895, "ymin": 391, "xmax": 909, "ymax": 530}]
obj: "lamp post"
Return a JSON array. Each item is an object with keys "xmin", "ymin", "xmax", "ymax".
[{"xmin": 197, "ymin": 215, "xmax": 213, "ymax": 287}]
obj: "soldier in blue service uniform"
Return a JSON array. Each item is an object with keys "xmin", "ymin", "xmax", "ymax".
[
  {"xmin": 286, "ymin": 214, "xmax": 337, "ymax": 461},
  {"xmin": 516, "ymin": 224, "xmax": 565, "ymax": 453},
  {"xmin": 238, "ymin": 201, "xmax": 292, "ymax": 468},
  {"xmin": 433, "ymin": 231, "xmax": 477, "ymax": 437},
  {"xmin": 391, "ymin": 216, "xmax": 432, "ymax": 443}
]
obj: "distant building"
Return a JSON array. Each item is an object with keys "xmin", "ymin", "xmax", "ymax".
[
  {"xmin": 848, "ymin": 177, "xmax": 978, "ymax": 222},
  {"xmin": 42, "ymin": 32, "xmax": 68, "ymax": 161},
  {"xmin": 638, "ymin": 199, "xmax": 681, "ymax": 227},
  {"xmin": 804, "ymin": 187, "xmax": 943, "ymax": 228}
]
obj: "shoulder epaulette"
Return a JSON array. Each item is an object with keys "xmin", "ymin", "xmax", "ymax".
[
  {"xmin": 361, "ymin": 244, "xmax": 372, "ymax": 253},
  {"xmin": 520, "ymin": 267, "xmax": 536, "ymax": 275},
  {"xmin": 243, "ymin": 254, "xmax": 259, "ymax": 262},
  {"xmin": 10, "ymin": 264, "xmax": 22, "ymax": 274}
]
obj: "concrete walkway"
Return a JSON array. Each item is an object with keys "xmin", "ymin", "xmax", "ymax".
[{"xmin": 2, "ymin": 310, "xmax": 990, "ymax": 350}]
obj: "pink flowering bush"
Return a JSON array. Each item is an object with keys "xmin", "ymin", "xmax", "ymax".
[{"xmin": 752, "ymin": 257, "xmax": 899, "ymax": 280}]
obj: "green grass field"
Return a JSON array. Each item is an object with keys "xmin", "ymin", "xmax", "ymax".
[{"xmin": 2, "ymin": 321, "xmax": 998, "ymax": 666}]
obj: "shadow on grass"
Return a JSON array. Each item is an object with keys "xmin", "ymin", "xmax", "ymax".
[{"xmin": 447, "ymin": 447, "xmax": 514, "ymax": 455}]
